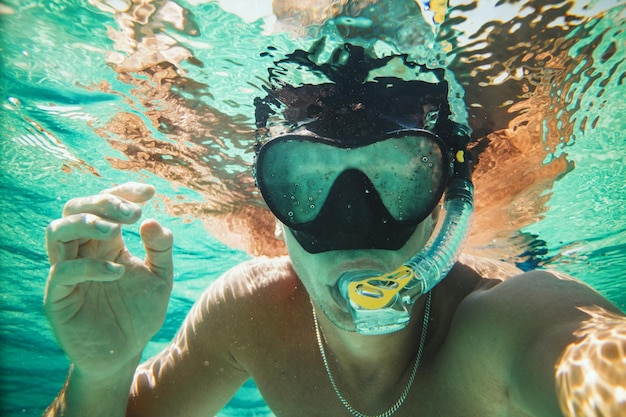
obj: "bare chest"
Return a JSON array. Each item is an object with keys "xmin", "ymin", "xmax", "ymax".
[
  {"xmin": 244, "ymin": 339, "xmax": 529, "ymax": 417},
  {"xmin": 232, "ymin": 260, "xmax": 531, "ymax": 416}
]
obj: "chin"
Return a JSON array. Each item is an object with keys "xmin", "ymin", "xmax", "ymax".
[
  {"xmin": 316, "ymin": 287, "xmax": 359, "ymax": 332},
  {"xmin": 325, "ymin": 309, "xmax": 358, "ymax": 332}
]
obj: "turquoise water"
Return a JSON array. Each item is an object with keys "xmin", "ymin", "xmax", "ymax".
[{"xmin": 1, "ymin": 1, "xmax": 625, "ymax": 416}]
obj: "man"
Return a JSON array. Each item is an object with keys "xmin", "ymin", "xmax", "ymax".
[{"xmin": 43, "ymin": 44, "xmax": 624, "ymax": 417}]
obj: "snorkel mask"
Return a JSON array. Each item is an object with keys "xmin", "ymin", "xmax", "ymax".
[
  {"xmin": 254, "ymin": 43, "xmax": 474, "ymax": 335},
  {"xmin": 255, "ymin": 126, "xmax": 449, "ymax": 253}
]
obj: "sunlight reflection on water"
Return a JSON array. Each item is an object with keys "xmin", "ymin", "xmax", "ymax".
[{"xmin": 0, "ymin": 1, "xmax": 624, "ymax": 416}]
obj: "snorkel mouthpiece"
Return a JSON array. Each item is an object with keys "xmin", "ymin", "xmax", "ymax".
[
  {"xmin": 338, "ymin": 177, "xmax": 474, "ymax": 335},
  {"xmin": 338, "ymin": 266, "xmax": 416, "ymax": 335}
]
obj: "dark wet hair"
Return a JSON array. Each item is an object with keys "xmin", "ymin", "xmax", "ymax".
[{"xmin": 254, "ymin": 41, "xmax": 460, "ymax": 145}]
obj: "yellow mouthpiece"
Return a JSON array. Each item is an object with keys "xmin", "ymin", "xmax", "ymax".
[{"xmin": 347, "ymin": 265, "xmax": 415, "ymax": 310}]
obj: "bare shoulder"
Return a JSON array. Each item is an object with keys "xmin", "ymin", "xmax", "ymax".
[
  {"xmin": 190, "ymin": 255, "xmax": 311, "ymax": 341},
  {"xmin": 447, "ymin": 257, "xmax": 624, "ymax": 378},
  {"xmin": 129, "ymin": 257, "xmax": 302, "ymax": 416},
  {"xmin": 455, "ymin": 265, "xmax": 622, "ymax": 339},
  {"xmin": 467, "ymin": 268, "xmax": 620, "ymax": 317},
  {"xmin": 455, "ymin": 253, "xmax": 619, "ymax": 317},
  {"xmin": 190, "ymin": 255, "xmax": 313, "ymax": 370},
  {"xmin": 202, "ymin": 255, "xmax": 301, "ymax": 306},
  {"xmin": 191, "ymin": 255, "xmax": 303, "ymax": 327},
  {"xmin": 457, "ymin": 253, "xmax": 524, "ymax": 281},
  {"xmin": 442, "ymin": 261, "xmax": 625, "ymax": 416}
]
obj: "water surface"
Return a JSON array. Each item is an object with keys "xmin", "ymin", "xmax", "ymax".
[{"xmin": 0, "ymin": 1, "xmax": 624, "ymax": 415}]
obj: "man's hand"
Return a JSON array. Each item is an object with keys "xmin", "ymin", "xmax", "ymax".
[
  {"xmin": 44, "ymin": 182, "xmax": 174, "ymax": 380},
  {"xmin": 556, "ymin": 306, "xmax": 626, "ymax": 417}
]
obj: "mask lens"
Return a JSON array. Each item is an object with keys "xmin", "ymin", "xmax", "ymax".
[
  {"xmin": 255, "ymin": 130, "xmax": 447, "ymax": 227},
  {"xmin": 367, "ymin": 137, "xmax": 445, "ymax": 221},
  {"xmin": 256, "ymin": 139, "xmax": 337, "ymax": 224}
]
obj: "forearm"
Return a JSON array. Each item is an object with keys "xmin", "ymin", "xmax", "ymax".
[
  {"xmin": 556, "ymin": 306, "xmax": 626, "ymax": 417},
  {"xmin": 43, "ymin": 360, "xmax": 139, "ymax": 417}
]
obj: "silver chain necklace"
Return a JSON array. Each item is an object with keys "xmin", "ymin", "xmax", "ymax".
[{"xmin": 312, "ymin": 291, "xmax": 432, "ymax": 417}]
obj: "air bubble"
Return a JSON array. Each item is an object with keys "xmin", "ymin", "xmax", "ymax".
[{"xmin": 422, "ymin": 156, "xmax": 429, "ymax": 163}]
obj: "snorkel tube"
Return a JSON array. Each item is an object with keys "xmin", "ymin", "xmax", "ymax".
[{"xmin": 336, "ymin": 123, "xmax": 474, "ymax": 335}]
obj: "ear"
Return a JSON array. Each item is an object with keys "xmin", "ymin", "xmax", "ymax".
[{"xmin": 274, "ymin": 220, "xmax": 285, "ymax": 241}]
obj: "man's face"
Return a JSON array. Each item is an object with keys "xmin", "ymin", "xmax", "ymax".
[
  {"xmin": 283, "ymin": 210, "xmax": 439, "ymax": 332},
  {"xmin": 255, "ymin": 113, "xmax": 451, "ymax": 330}
]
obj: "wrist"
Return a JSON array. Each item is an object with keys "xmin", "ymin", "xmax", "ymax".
[
  {"xmin": 59, "ymin": 356, "xmax": 141, "ymax": 417},
  {"xmin": 72, "ymin": 353, "xmax": 142, "ymax": 386},
  {"xmin": 44, "ymin": 353, "xmax": 143, "ymax": 417}
]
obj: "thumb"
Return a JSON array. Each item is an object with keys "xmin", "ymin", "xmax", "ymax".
[{"xmin": 140, "ymin": 219, "xmax": 174, "ymax": 282}]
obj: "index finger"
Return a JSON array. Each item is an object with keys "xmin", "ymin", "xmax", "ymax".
[
  {"xmin": 101, "ymin": 182, "xmax": 156, "ymax": 204},
  {"xmin": 62, "ymin": 182, "xmax": 155, "ymax": 222}
]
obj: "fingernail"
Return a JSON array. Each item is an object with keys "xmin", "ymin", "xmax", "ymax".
[
  {"xmin": 95, "ymin": 220, "xmax": 114, "ymax": 233},
  {"xmin": 106, "ymin": 262, "xmax": 124, "ymax": 273},
  {"xmin": 132, "ymin": 183, "xmax": 148, "ymax": 193},
  {"xmin": 119, "ymin": 203, "xmax": 134, "ymax": 217}
]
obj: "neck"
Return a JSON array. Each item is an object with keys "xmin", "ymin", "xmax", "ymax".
[{"xmin": 312, "ymin": 294, "xmax": 430, "ymax": 383}]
